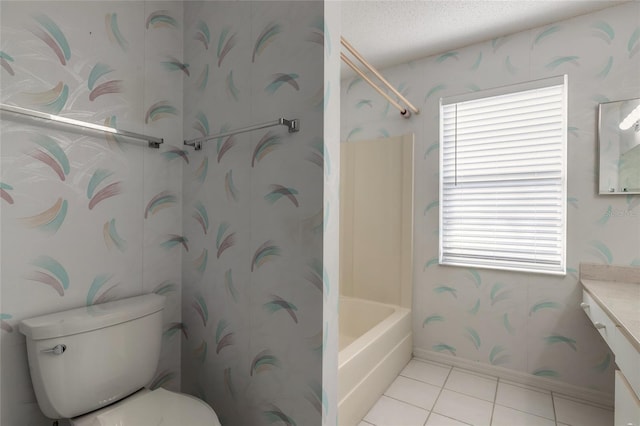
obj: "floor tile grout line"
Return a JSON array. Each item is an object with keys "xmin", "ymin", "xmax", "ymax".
[
  {"xmin": 422, "ymin": 365, "xmax": 454, "ymax": 426},
  {"xmin": 551, "ymin": 390, "xmax": 558, "ymax": 426},
  {"xmin": 490, "ymin": 377, "xmax": 501, "ymax": 425}
]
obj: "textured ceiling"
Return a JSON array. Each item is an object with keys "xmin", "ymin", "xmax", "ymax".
[{"xmin": 341, "ymin": 0, "xmax": 627, "ymax": 76}]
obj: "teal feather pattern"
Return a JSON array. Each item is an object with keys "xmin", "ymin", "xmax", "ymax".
[
  {"xmin": 590, "ymin": 21, "xmax": 614, "ymax": 44},
  {"xmin": 305, "ymin": 258, "xmax": 325, "ymax": 293},
  {"xmin": 346, "ymin": 77, "xmax": 362, "ymax": 93},
  {"xmin": 465, "ymin": 83, "xmax": 481, "ymax": 92},
  {"xmin": 424, "ymin": 84, "xmax": 446, "ymax": 101},
  {"xmin": 466, "ymin": 269, "xmax": 482, "ymax": 287},
  {"xmin": 263, "ymin": 405, "xmax": 296, "ymax": 426},
  {"xmin": 145, "ymin": 190, "xmax": 177, "ymax": 218},
  {"xmin": 32, "ymin": 13, "xmax": 71, "ymax": 65},
  {"xmin": 306, "ymin": 138, "xmax": 324, "ymax": 169},
  {"xmin": 162, "ymin": 148, "xmax": 189, "ymax": 164},
  {"xmin": 492, "ymin": 36, "xmax": 509, "ymax": 51},
  {"xmin": 265, "ymin": 73, "xmax": 300, "ymax": 93},
  {"xmin": 629, "ymin": 27, "xmax": 640, "ymax": 58},
  {"xmin": 465, "ymin": 327, "xmax": 481, "ymax": 350},
  {"xmin": 107, "ymin": 13, "xmax": 128, "ymax": 51},
  {"xmin": 28, "ymin": 255, "xmax": 69, "ymax": 296},
  {"xmin": 224, "ymin": 368, "xmax": 235, "ymax": 400},
  {"xmin": 251, "ymin": 350, "xmax": 280, "ymax": 375},
  {"xmin": 194, "ymin": 249, "xmax": 208, "ymax": 274},
  {"xmin": 193, "ymin": 111, "xmax": 210, "ymax": 137},
  {"xmin": 1, "ymin": 51, "xmax": 15, "ymax": 75},
  {"xmin": 347, "ymin": 127, "xmax": 362, "ymax": 141},
  {"xmin": 149, "ymin": 370, "xmax": 176, "ymax": 390},
  {"xmin": 161, "ymin": 235, "xmax": 189, "ymax": 252},
  {"xmin": 193, "ymin": 201, "xmax": 209, "ymax": 234},
  {"xmin": 252, "ymin": 131, "xmax": 281, "ymax": 167},
  {"xmin": 436, "ymin": 51, "xmax": 458, "ymax": 63},
  {"xmin": 533, "ymin": 369, "xmax": 559, "ymax": 377},
  {"xmin": 89, "ymin": 79, "xmax": 122, "ymax": 102},
  {"xmin": 217, "ymin": 135, "xmax": 236, "ymax": 163},
  {"xmin": 503, "ymin": 314, "xmax": 514, "ymax": 334},
  {"xmin": 226, "ymin": 70, "xmax": 239, "ymax": 101},
  {"xmin": 88, "ymin": 63, "xmax": 113, "ymax": 90},
  {"xmin": 1, "ymin": 182, "xmax": 13, "ymax": 204},
  {"xmin": 468, "ymin": 299, "xmax": 480, "ymax": 315},
  {"xmin": 253, "ymin": 22, "xmax": 282, "ymax": 62},
  {"xmin": 425, "ymin": 142, "xmax": 439, "ymax": 158},
  {"xmin": 422, "ymin": 315, "xmax": 444, "ymax": 327},
  {"xmin": 489, "ymin": 346, "xmax": 510, "ymax": 365},
  {"xmin": 146, "ymin": 10, "xmax": 178, "ymax": 29},
  {"xmin": 596, "ymin": 206, "xmax": 612, "ymax": 226},
  {"xmin": 568, "ymin": 196, "xmax": 579, "ymax": 208},
  {"xmin": 307, "ymin": 16, "xmax": 325, "ymax": 49},
  {"xmin": 587, "ymin": 240, "xmax": 613, "ymax": 264},
  {"xmin": 490, "ymin": 283, "xmax": 510, "ymax": 306},
  {"xmin": 423, "ymin": 257, "xmax": 438, "ymax": 270},
  {"xmin": 434, "ymin": 286, "xmax": 457, "ymax": 298},
  {"xmin": 30, "ymin": 135, "xmax": 70, "ymax": 180},
  {"xmin": 217, "ymin": 28, "xmax": 236, "ymax": 67},
  {"xmin": 23, "ymin": 82, "xmax": 68, "ymax": 114},
  {"xmin": 355, "ymin": 99, "xmax": 372, "ymax": 109},
  {"xmin": 225, "ymin": 269, "xmax": 238, "ymax": 303},
  {"xmin": 529, "ymin": 301, "xmax": 561, "ymax": 316},
  {"xmin": 544, "ymin": 335, "xmax": 577, "ymax": 351},
  {"xmin": 567, "ymin": 266, "xmax": 579, "ymax": 280},
  {"xmin": 164, "ymin": 322, "xmax": 188, "ymax": 340},
  {"xmin": 224, "ymin": 170, "xmax": 238, "ymax": 202},
  {"xmin": 19, "ymin": 198, "xmax": 68, "ymax": 234},
  {"xmin": 433, "ymin": 344, "xmax": 456, "ymax": 356},
  {"xmin": 87, "ymin": 169, "xmax": 114, "ymax": 198},
  {"xmin": 594, "ymin": 353, "xmax": 611, "ymax": 373},
  {"xmin": 195, "ymin": 157, "xmax": 208, "ymax": 183},
  {"xmin": 194, "ymin": 340, "xmax": 207, "ymax": 363},
  {"xmin": 265, "ymin": 185, "xmax": 299, "ymax": 207},
  {"xmin": 470, "ymin": 52, "xmax": 482, "ymax": 70},
  {"xmin": 0, "ymin": 314, "xmax": 13, "ymax": 333},
  {"xmin": 379, "ymin": 128, "xmax": 390, "ymax": 138},
  {"xmin": 104, "ymin": 219, "xmax": 126, "ymax": 252},
  {"xmin": 545, "ymin": 56, "xmax": 580, "ymax": 70},
  {"xmin": 568, "ymin": 127, "xmax": 579, "ymax": 138},
  {"xmin": 304, "ymin": 380, "xmax": 327, "ymax": 415},
  {"xmin": 161, "ymin": 56, "xmax": 189, "ymax": 76},
  {"xmin": 423, "ymin": 200, "xmax": 439, "ymax": 215},
  {"xmin": 215, "ymin": 320, "xmax": 234, "ymax": 353},
  {"xmin": 192, "ymin": 295, "xmax": 208, "ymax": 327},
  {"xmin": 87, "ymin": 274, "xmax": 118, "ymax": 306},
  {"xmin": 216, "ymin": 222, "xmax": 235, "ymax": 258},
  {"xmin": 251, "ymin": 240, "xmax": 282, "ymax": 272},
  {"xmin": 145, "ymin": 101, "xmax": 178, "ymax": 123},
  {"xmin": 264, "ymin": 295, "xmax": 298, "ymax": 323},
  {"xmin": 533, "ymin": 26, "xmax": 561, "ymax": 47},
  {"xmin": 596, "ymin": 56, "xmax": 613, "ymax": 79},
  {"xmin": 153, "ymin": 281, "xmax": 177, "ymax": 295},
  {"xmin": 196, "ymin": 64, "xmax": 209, "ymax": 92},
  {"xmin": 194, "ymin": 21, "xmax": 210, "ymax": 50},
  {"xmin": 627, "ymin": 195, "xmax": 640, "ymax": 211}
]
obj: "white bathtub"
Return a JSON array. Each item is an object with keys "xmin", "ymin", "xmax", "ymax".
[{"xmin": 338, "ymin": 296, "xmax": 412, "ymax": 426}]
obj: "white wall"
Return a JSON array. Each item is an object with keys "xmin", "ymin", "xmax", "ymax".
[{"xmin": 341, "ymin": 2, "xmax": 640, "ymax": 394}]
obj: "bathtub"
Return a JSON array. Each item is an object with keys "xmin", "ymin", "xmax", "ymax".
[{"xmin": 338, "ymin": 296, "xmax": 412, "ymax": 426}]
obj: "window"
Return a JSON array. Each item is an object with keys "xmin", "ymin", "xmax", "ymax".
[{"xmin": 439, "ymin": 76, "xmax": 567, "ymax": 275}]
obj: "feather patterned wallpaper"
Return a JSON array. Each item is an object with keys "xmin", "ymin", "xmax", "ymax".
[
  {"xmin": 0, "ymin": 2, "xmax": 184, "ymax": 424},
  {"xmin": 341, "ymin": 2, "xmax": 640, "ymax": 395}
]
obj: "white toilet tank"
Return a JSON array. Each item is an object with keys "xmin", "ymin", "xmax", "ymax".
[{"xmin": 19, "ymin": 294, "xmax": 165, "ymax": 419}]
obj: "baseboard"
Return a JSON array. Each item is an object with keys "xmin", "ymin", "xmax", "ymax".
[{"xmin": 413, "ymin": 347, "xmax": 614, "ymax": 409}]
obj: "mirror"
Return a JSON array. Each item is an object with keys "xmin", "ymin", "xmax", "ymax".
[{"xmin": 598, "ymin": 98, "xmax": 640, "ymax": 194}]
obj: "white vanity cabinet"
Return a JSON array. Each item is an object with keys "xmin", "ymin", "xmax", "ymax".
[{"xmin": 581, "ymin": 282, "xmax": 640, "ymax": 426}]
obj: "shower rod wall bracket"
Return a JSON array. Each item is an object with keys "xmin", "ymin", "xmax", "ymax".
[{"xmin": 184, "ymin": 117, "xmax": 300, "ymax": 151}]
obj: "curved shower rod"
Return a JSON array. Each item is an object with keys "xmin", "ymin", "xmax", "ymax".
[{"xmin": 341, "ymin": 37, "xmax": 420, "ymax": 118}]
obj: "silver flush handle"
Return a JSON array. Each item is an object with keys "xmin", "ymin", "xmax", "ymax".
[{"xmin": 41, "ymin": 344, "xmax": 66, "ymax": 355}]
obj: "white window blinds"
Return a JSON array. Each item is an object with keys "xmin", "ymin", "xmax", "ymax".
[{"xmin": 439, "ymin": 76, "xmax": 567, "ymax": 275}]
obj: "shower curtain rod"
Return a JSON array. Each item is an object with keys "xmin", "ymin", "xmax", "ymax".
[
  {"xmin": 183, "ymin": 117, "xmax": 299, "ymax": 151},
  {"xmin": 0, "ymin": 104, "xmax": 164, "ymax": 148},
  {"xmin": 340, "ymin": 37, "xmax": 420, "ymax": 118}
]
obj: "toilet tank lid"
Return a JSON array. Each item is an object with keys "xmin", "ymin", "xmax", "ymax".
[{"xmin": 19, "ymin": 294, "xmax": 165, "ymax": 340}]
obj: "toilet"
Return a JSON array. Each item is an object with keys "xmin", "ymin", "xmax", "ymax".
[{"xmin": 19, "ymin": 294, "xmax": 220, "ymax": 426}]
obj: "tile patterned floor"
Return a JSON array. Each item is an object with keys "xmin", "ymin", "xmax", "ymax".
[{"xmin": 359, "ymin": 358, "xmax": 613, "ymax": 426}]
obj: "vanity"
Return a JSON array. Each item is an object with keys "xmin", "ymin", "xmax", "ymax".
[{"xmin": 580, "ymin": 263, "xmax": 640, "ymax": 426}]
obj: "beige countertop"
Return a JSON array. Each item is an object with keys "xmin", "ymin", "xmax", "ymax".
[{"xmin": 581, "ymin": 279, "xmax": 640, "ymax": 353}]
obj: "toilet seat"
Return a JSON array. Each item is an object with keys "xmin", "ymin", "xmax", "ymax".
[{"xmin": 70, "ymin": 388, "xmax": 221, "ymax": 426}]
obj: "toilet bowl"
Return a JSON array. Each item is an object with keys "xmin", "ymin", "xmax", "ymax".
[
  {"xmin": 70, "ymin": 388, "xmax": 220, "ymax": 426},
  {"xmin": 19, "ymin": 294, "xmax": 220, "ymax": 425}
]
